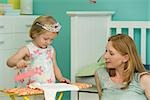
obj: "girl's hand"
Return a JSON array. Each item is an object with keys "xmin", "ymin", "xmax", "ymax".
[
  {"xmin": 60, "ymin": 77, "xmax": 71, "ymax": 84},
  {"xmin": 16, "ymin": 59, "xmax": 29, "ymax": 68}
]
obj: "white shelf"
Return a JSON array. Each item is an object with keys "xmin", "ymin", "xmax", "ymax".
[
  {"xmin": 67, "ymin": 11, "xmax": 115, "ymax": 16},
  {"xmin": 67, "ymin": 11, "xmax": 114, "ymax": 100}
]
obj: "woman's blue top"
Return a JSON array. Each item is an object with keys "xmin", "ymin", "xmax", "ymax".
[{"xmin": 96, "ymin": 67, "xmax": 147, "ymax": 100}]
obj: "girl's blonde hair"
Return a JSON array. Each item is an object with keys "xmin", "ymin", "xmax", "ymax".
[
  {"xmin": 29, "ymin": 16, "xmax": 58, "ymax": 39},
  {"xmin": 108, "ymin": 34, "xmax": 145, "ymax": 86}
]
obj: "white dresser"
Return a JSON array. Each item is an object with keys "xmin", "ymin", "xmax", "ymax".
[
  {"xmin": 0, "ymin": 16, "xmax": 38, "ymax": 100},
  {"xmin": 67, "ymin": 11, "xmax": 114, "ymax": 100}
]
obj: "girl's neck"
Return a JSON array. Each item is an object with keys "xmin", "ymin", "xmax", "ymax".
[
  {"xmin": 32, "ymin": 40, "xmax": 38, "ymax": 46},
  {"xmin": 32, "ymin": 41, "xmax": 41, "ymax": 48}
]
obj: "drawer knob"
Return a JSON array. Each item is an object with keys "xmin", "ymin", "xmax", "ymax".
[
  {"xmin": 0, "ymin": 25, "xmax": 4, "ymax": 29},
  {"xmin": 26, "ymin": 24, "xmax": 32, "ymax": 28},
  {"xmin": 25, "ymin": 40, "xmax": 32, "ymax": 43},
  {"xmin": 0, "ymin": 40, "xmax": 4, "ymax": 44}
]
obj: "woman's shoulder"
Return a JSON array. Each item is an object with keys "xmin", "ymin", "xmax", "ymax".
[
  {"xmin": 139, "ymin": 72, "xmax": 150, "ymax": 88},
  {"xmin": 133, "ymin": 72, "xmax": 150, "ymax": 82},
  {"xmin": 96, "ymin": 66, "xmax": 106, "ymax": 74},
  {"xmin": 140, "ymin": 72, "xmax": 150, "ymax": 83},
  {"xmin": 132, "ymin": 72, "xmax": 150, "ymax": 91},
  {"xmin": 96, "ymin": 67, "xmax": 108, "ymax": 79},
  {"xmin": 137, "ymin": 71, "xmax": 150, "ymax": 82},
  {"xmin": 139, "ymin": 72, "xmax": 150, "ymax": 99}
]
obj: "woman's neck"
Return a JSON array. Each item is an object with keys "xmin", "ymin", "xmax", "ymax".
[{"xmin": 111, "ymin": 68, "xmax": 124, "ymax": 84}]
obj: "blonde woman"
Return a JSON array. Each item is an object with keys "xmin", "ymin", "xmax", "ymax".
[{"xmin": 95, "ymin": 34, "xmax": 150, "ymax": 100}]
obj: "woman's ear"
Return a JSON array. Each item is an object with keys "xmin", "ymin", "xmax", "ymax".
[{"xmin": 123, "ymin": 54, "xmax": 129, "ymax": 63}]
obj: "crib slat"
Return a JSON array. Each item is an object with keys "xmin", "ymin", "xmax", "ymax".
[
  {"xmin": 116, "ymin": 28, "xmax": 122, "ymax": 34},
  {"xmin": 141, "ymin": 28, "xmax": 146, "ymax": 64},
  {"xmin": 128, "ymin": 28, "xmax": 134, "ymax": 39},
  {"xmin": 109, "ymin": 21, "xmax": 149, "ymax": 64}
]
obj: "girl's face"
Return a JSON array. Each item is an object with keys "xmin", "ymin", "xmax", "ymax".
[
  {"xmin": 104, "ymin": 41, "xmax": 128, "ymax": 69},
  {"xmin": 33, "ymin": 32, "xmax": 57, "ymax": 49}
]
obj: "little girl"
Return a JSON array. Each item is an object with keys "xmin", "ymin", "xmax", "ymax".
[{"xmin": 7, "ymin": 16, "xmax": 70, "ymax": 87}]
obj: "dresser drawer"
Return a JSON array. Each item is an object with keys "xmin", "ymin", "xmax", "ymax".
[
  {"xmin": 14, "ymin": 16, "xmax": 38, "ymax": 33},
  {"xmin": 0, "ymin": 49, "xmax": 17, "ymax": 89},
  {"xmin": 0, "ymin": 16, "xmax": 38, "ymax": 33},
  {"xmin": 0, "ymin": 33, "xmax": 31, "ymax": 50},
  {"xmin": 0, "ymin": 16, "xmax": 38, "ymax": 94},
  {"xmin": 13, "ymin": 33, "xmax": 32, "ymax": 48},
  {"xmin": 0, "ymin": 17, "xmax": 14, "ymax": 33}
]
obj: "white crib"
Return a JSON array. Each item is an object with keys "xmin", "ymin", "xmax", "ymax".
[{"xmin": 109, "ymin": 21, "xmax": 150, "ymax": 64}]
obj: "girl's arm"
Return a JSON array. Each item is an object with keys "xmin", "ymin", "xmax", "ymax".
[
  {"xmin": 7, "ymin": 46, "xmax": 29, "ymax": 68},
  {"xmin": 140, "ymin": 73, "xmax": 150, "ymax": 100},
  {"xmin": 95, "ymin": 72, "xmax": 102, "ymax": 97},
  {"xmin": 52, "ymin": 48, "xmax": 70, "ymax": 83}
]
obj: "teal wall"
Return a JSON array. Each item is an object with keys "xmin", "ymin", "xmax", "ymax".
[
  {"xmin": 148, "ymin": 0, "xmax": 150, "ymax": 20},
  {"xmin": 0, "ymin": 0, "xmax": 7, "ymax": 3}
]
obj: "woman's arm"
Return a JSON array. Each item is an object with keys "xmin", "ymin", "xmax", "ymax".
[
  {"xmin": 7, "ymin": 46, "xmax": 29, "ymax": 68},
  {"xmin": 95, "ymin": 72, "xmax": 102, "ymax": 97},
  {"xmin": 140, "ymin": 73, "xmax": 150, "ymax": 100}
]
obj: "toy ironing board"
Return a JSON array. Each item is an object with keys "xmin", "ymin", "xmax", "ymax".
[
  {"xmin": 0, "ymin": 87, "xmax": 44, "ymax": 100},
  {"xmin": 29, "ymin": 83, "xmax": 80, "ymax": 100},
  {"xmin": 12, "ymin": 64, "xmax": 92, "ymax": 100},
  {"xmin": 0, "ymin": 83, "xmax": 92, "ymax": 100},
  {"xmin": 28, "ymin": 82, "xmax": 92, "ymax": 100}
]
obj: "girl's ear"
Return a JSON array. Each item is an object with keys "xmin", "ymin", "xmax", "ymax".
[
  {"xmin": 32, "ymin": 34, "xmax": 38, "ymax": 38},
  {"xmin": 123, "ymin": 54, "xmax": 129, "ymax": 63}
]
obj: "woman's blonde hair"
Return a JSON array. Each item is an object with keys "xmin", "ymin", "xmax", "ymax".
[
  {"xmin": 108, "ymin": 34, "xmax": 145, "ymax": 86},
  {"xmin": 29, "ymin": 16, "xmax": 58, "ymax": 39}
]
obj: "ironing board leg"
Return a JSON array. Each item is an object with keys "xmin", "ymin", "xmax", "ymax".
[
  {"xmin": 23, "ymin": 96, "xmax": 29, "ymax": 100},
  {"xmin": 58, "ymin": 92, "xmax": 63, "ymax": 100},
  {"xmin": 9, "ymin": 95, "xmax": 16, "ymax": 100}
]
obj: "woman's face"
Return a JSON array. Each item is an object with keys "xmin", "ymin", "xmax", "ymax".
[
  {"xmin": 33, "ymin": 32, "xmax": 57, "ymax": 49},
  {"xmin": 104, "ymin": 41, "xmax": 128, "ymax": 69}
]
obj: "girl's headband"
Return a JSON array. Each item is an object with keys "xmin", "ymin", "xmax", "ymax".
[{"xmin": 36, "ymin": 22, "xmax": 61, "ymax": 32}]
